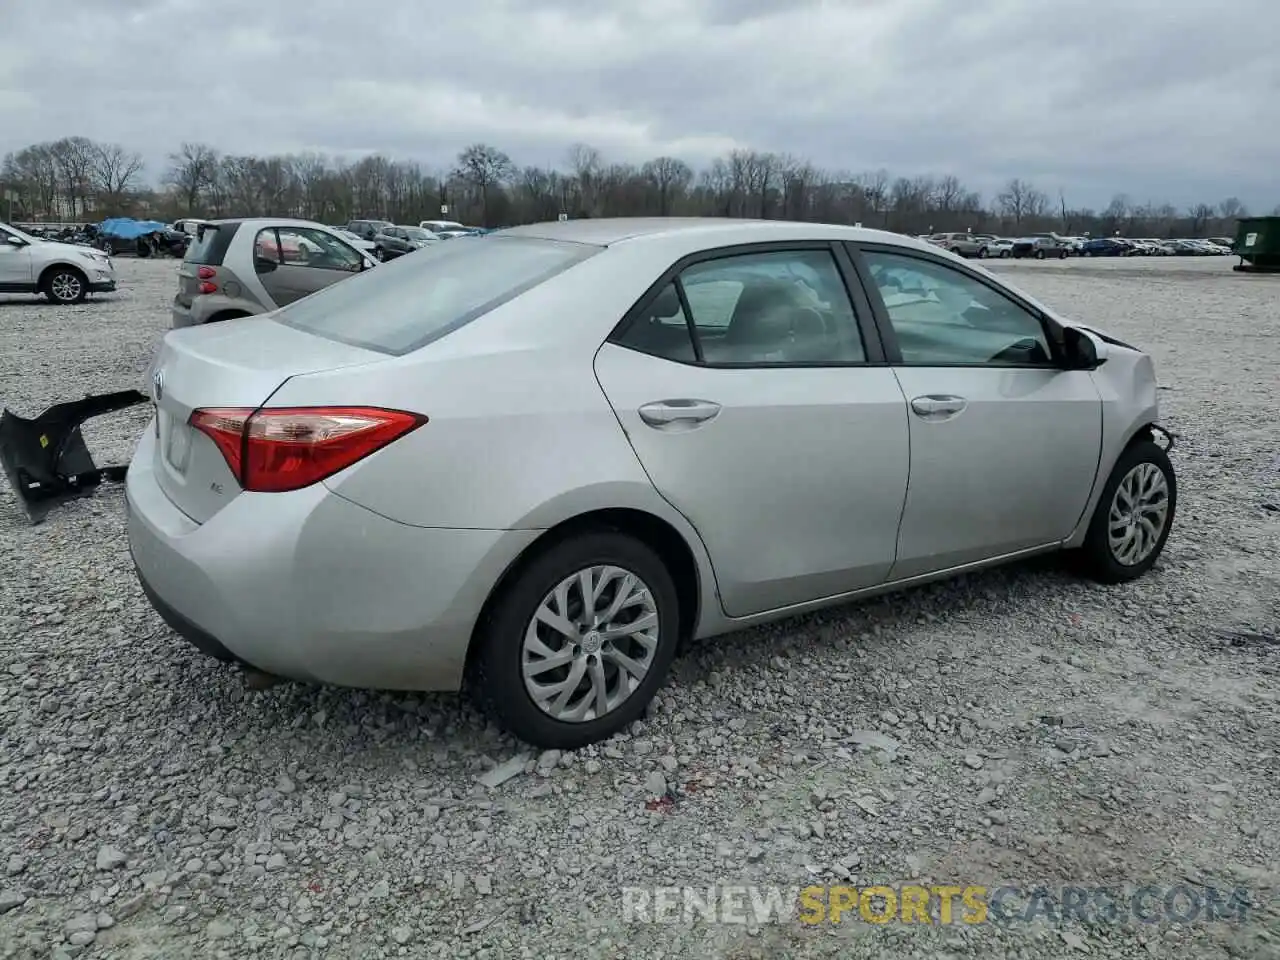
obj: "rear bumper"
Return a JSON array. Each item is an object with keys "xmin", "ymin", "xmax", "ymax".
[{"xmin": 126, "ymin": 428, "xmax": 540, "ymax": 691}]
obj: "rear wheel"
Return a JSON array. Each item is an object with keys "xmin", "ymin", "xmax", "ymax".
[
  {"xmin": 977, "ymin": 247, "xmax": 988, "ymax": 259},
  {"xmin": 43, "ymin": 267, "xmax": 88, "ymax": 305},
  {"xmin": 1035, "ymin": 249, "xmax": 1046, "ymax": 260},
  {"xmin": 1072, "ymin": 439, "xmax": 1176, "ymax": 584},
  {"xmin": 1058, "ymin": 249, "xmax": 1068, "ymax": 259},
  {"xmin": 374, "ymin": 247, "xmax": 386, "ymax": 262},
  {"xmin": 469, "ymin": 531, "xmax": 680, "ymax": 749}
]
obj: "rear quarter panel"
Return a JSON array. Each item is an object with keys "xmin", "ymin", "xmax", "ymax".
[{"xmin": 263, "ymin": 243, "xmax": 714, "ymax": 533}]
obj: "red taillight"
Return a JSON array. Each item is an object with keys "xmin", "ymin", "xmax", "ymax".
[
  {"xmin": 189, "ymin": 406, "xmax": 426, "ymax": 493},
  {"xmin": 197, "ymin": 266, "xmax": 217, "ymax": 295}
]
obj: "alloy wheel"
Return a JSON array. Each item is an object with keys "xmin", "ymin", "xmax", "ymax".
[
  {"xmin": 50, "ymin": 273, "xmax": 82, "ymax": 303},
  {"xmin": 521, "ymin": 564, "xmax": 660, "ymax": 723},
  {"xmin": 1107, "ymin": 462, "xmax": 1170, "ymax": 566}
]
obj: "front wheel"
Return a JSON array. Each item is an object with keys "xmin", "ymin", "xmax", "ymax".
[
  {"xmin": 44, "ymin": 268, "xmax": 88, "ymax": 305},
  {"xmin": 1059, "ymin": 249, "xmax": 1068, "ymax": 259},
  {"xmin": 1035, "ymin": 249, "xmax": 1047, "ymax": 260},
  {"xmin": 1072, "ymin": 439, "xmax": 1176, "ymax": 584},
  {"xmin": 469, "ymin": 531, "xmax": 681, "ymax": 749}
]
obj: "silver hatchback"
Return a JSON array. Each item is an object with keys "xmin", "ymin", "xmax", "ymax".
[
  {"xmin": 131, "ymin": 218, "xmax": 1177, "ymax": 748},
  {"xmin": 171, "ymin": 218, "xmax": 375, "ymax": 327}
]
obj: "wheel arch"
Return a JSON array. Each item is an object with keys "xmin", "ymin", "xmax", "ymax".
[
  {"xmin": 463, "ymin": 506, "xmax": 707, "ymax": 676},
  {"xmin": 37, "ymin": 261, "xmax": 88, "ymax": 291}
]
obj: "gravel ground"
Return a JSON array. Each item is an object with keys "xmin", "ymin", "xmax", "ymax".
[{"xmin": 1, "ymin": 256, "xmax": 1277, "ymax": 960}]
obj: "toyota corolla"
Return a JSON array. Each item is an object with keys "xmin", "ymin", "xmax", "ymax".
[{"xmin": 128, "ymin": 218, "xmax": 1176, "ymax": 748}]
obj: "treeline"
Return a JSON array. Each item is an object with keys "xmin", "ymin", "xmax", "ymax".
[{"xmin": 3, "ymin": 136, "xmax": 1271, "ymax": 239}]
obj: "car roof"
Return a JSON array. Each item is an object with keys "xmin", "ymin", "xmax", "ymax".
[
  {"xmin": 205, "ymin": 217, "xmax": 342, "ymax": 229},
  {"xmin": 500, "ymin": 217, "xmax": 938, "ymax": 253}
]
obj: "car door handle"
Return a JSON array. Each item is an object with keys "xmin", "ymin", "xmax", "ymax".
[
  {"xmin": 638, "ymin": 399, "xmax": 722, "ymax": 427},
  {"xmin": 910, "ymin": 394, "xmax": 968, "ymax": 419}
]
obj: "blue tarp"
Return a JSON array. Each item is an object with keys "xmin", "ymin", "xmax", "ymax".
[{"xmin": 98, "ymin": 217, "xmax": 168, "ymax": 239}]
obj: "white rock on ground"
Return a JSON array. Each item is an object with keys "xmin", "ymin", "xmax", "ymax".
[{"xmin": 0, "ymin": 256, "xmax": 1277, "ymax": 958}]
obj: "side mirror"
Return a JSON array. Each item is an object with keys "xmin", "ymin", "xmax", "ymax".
[
  {"xmin": 254, "ymin": 256, "xmax": 279, "ymax": 274},
  {"xmin": 5, "ymin": 235, "xmax": 26, "ymax": 247},
  {"xmin": 1062, "ymin": 326, "xmax": 1104, "ymax": 370}
]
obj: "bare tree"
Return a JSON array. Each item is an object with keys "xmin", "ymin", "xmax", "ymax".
[
  {"xmin": 996, "ymin": 178, "xmax": 1048, "ymax": 226},
  {"xmin": 1187, "ymin": 203, "xmax": 1215, "ymax": 235},
  {"xmin": 454, "ymin": 143, "xmax": 514, "ymax": 226},
  {"xmin": 90, "ymin": 143, "xmax": 145, "ymax": 209},
  {"xmin": 165, "ymin": 142, "xmax": 220, "ymax": 214},
  {"xmin": 641, "ymin": 156, "xmax": 693, "ymax": 216},
  {"xmin": 50, "ymin": 137, "xmax": 98, "ymax": 217},
  {"xmin": 1218, "ymin": 197, "xmax": 1246, "ymax": 220}
]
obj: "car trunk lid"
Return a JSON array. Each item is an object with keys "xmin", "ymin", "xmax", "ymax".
[{"xmin": 149, "ymin": 320, "xmax": 385, "ymax": 523}]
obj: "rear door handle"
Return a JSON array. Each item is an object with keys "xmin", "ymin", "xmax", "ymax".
[
  {"xmin": 910, "ymin": 394, "xmax": 968, "ymax": 419},
  {"xmin": 638, "ymin": 399, "xmax": 722, "ymax": 427}
]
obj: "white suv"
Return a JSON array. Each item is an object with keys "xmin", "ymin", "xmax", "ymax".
[{"xmin": 0, "ymin": 222, "xmax": 117, "ymax": 304}]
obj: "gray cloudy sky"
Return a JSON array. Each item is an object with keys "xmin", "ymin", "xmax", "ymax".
[{"xmin": 1, "ymin": 0, "xmax": 1276, "ymax": 210}]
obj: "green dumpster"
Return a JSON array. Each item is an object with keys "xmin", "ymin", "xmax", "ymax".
[{"xmin": 1233, "ymin": 216, "xmax": 1280, "ymax": 273}]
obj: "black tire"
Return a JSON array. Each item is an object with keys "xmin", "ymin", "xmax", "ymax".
[
  {"xmin": 469, "ymin": 530, "xmax": 681, "ymax": 749},
  {"xmin": 1072, "ymin": 439, "xmax": 1176, "ymax": 584},
  {"xmin": 949, "ymin": 246, "xmax": 963, "ymax": 257},
  {"xmin": 1058, "ymin": 249, "xmax": 1068, "ymax": 259},
  {"xmin": 1035, "ymin": 249, "xmax": 1046, "ymax": 260},
  {"xmin": 43, "ymin": 267, "xmax": 88, "ymax": 305},
  {"xmin": 102, "ymin": 240, "xmax": 116, "ymax": 256},
  {"xmin": 373, "ymin": 247, "xmax": 386, "ymax": 262},
  {"xmin": 977, "ymin": 247, "xmax": 987, "ymax": 259}
]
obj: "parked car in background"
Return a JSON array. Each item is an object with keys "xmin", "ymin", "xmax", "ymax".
[
  {"xmin": 983, "ymin": 237, "xmax": 1015, "ymax": 258},
  {"xmin": 130, "ymin": 217, "xmax": 1176, "ymax": 748},
  {"xmin": 928, "ymin": 232, "xmax": 992, "ymax": 258},
  {"xmin": 171, "ymin": 218, "xmax": 210, "ymax": 237},
  {"xmin": 346, "ymin": 219, "xmax": 393, "ymax": 242},
  {"xmin": 0, "ymin": 220, "xmax": 116, "ymax": 303},
  {"xmin": 1011, "ymin": 234, "xmax": 1070, "ymax": 259},
  {"xmin": 1082, "ymin": 238, "xmax": 1132, "ymax": 257},
  {"xmin": 372, "ymin": 225, "xmax": 440, "ymax": 261},
  {"xmin": 171, "ymin": 218, "xmax": 375, "ymax": 328},
  {"xmin": 420, "ymin": 219, "xmax": 466, "ymax": 234},
  {"xmin": 333, "ymin": 228, "xmax": 377, "ymax": 255}
]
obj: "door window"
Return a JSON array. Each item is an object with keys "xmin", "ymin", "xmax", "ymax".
[
  {"xmin": 257, "ymin": 227, "xmax": 363, "ymax": 272},
  {"xmin": 614, "ymin": 248, "xmax": 866, "ymax": 365},
  {"xmin": 860, "ymin": 251, "xmax": 1054, "ymax": 366}
]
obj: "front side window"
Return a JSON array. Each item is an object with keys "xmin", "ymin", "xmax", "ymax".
[{"xmin": 861, "ymin": 250, "xmax": 1054, "ymax": 366}]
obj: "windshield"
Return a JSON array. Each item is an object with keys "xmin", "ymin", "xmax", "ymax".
[
  {"xmin": 1, "ymin": 222, "xmax": 38, "ymax": 243},
  {"xmin": 275, "ymin": 235, "xmax": 599, "ymax": 355}
]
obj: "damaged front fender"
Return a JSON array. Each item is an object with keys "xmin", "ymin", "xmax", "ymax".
[{"xmin": 0, "ymin": 390, "xmax": 149, "ymax": 524}]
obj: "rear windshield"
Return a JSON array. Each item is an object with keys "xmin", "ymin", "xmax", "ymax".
[
  {"xmin": 273, "ymin": 235, "xmax": 599, "ymax": 355},
  {"xmin": 184, "ymin": 223, "xmax": 238, "ymax": 265}
]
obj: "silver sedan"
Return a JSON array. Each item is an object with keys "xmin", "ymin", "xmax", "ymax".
[{"xmin": 128, "ymin": 218, "xmax": 1178, "ymax": 748}]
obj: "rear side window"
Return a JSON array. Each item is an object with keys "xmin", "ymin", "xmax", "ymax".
[
  {"xmin": 184, "ymin": 223, "xmax": 238, "ymax": 265},
  {"xmin": 274, "ymin": 236, "xmax": 598, "ymax": 355}
]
